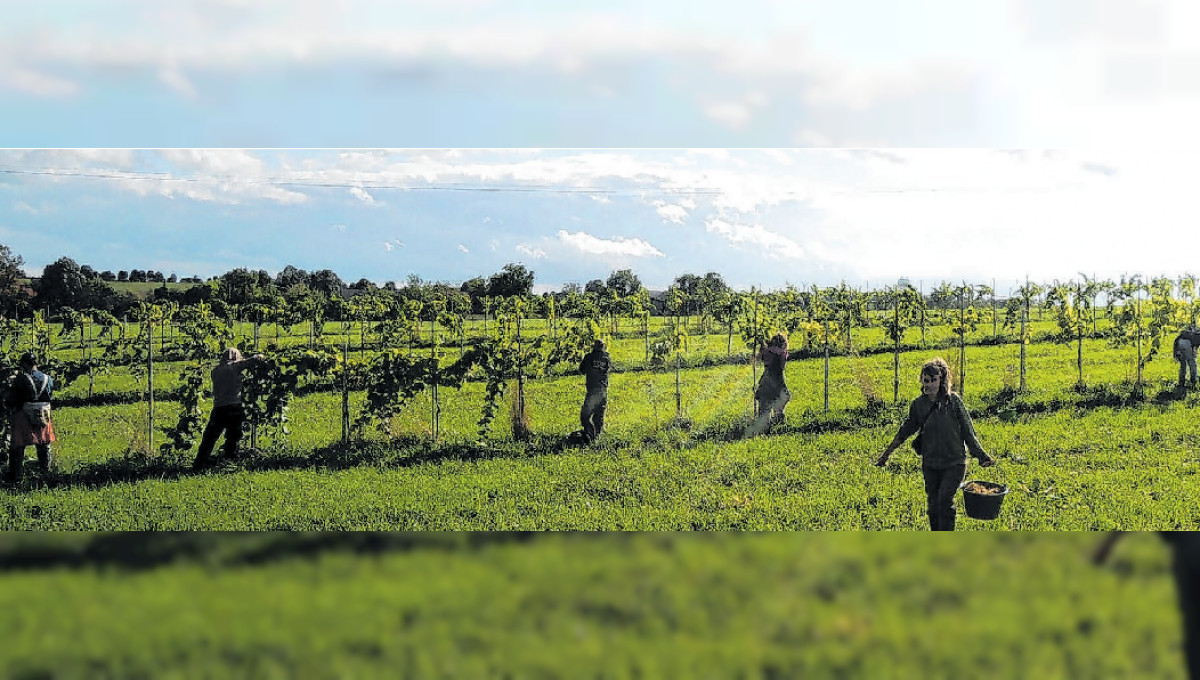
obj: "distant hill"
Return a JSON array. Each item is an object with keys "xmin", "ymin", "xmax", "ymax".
[{"xmin": 107, "ymin": 281, "xmax": 199, "ymax": 300}]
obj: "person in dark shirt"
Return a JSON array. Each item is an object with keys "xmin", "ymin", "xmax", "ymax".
[
  {"xmin": 5, "ymin": 353, "xmax": 55, "ymax": 482},
  {"xmin": 578, "ymin": 340, "xmax": 612, "ymax": 443},
  {"xmin": 192, "ymin": 347, "xmax": 265, "ymax": 470},
  {"xmin": 1175, "ymin": 327, "xmax": 1200, "ymax": 390},
  {"xmin": 875, "ymin": 357, "xmax": 994, "ymax": 530},
  {"xmin": 755, "ymin": 333, "xmax": 790, "ymax": 429}
]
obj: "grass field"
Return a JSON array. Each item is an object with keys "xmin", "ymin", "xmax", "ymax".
[
  {"xmin": 3, "ymin": 315, "xmax": 1197, "ymax": 530},
  {"xmin": 0, "ymin": 532, "xmax": 1186, "ymax": 679}
]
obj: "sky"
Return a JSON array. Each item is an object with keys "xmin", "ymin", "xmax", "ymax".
[
  {"xmin": 0, "ymin": 148, "xmax": 1194, "ymax": 295},
  {"xmin": 2, "ymin": 0, "xmax": 1200, "ymax": 146},
  {"xmin": 2, "ymin": 2, "xmax": 1199, "ymax": 296}
]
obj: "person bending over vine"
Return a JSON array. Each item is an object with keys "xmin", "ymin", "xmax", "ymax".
[{"xmin": 192, "ymin": 348, "xmax": 265, "ymax": 470}]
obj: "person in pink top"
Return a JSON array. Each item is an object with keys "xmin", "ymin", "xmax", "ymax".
[
  {"xmin": 192, "ymin": 347, "xmax": 265, "ymax": 470},
  {"xmin": 755, "ymin": 333, "xmax": 790, "ymax": 429}
]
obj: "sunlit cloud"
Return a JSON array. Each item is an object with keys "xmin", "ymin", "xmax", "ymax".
[
  {"xmin": 653, "ymin": 200, "xmax": 690, "ymax": 225},
  {"xmin": 516, "ymin": 244, "xmax": 546, "ymax": 259},
  {"xmin": 557, "ymin": 229, "xmax": 664, "ymax": 258},
  {"xmin": 703, "ymin": 218, "xmax": 805, "ymax": 260},
  {"xmin": 350, "ymin": 186, "xmax": 376, "ymax": 204}
]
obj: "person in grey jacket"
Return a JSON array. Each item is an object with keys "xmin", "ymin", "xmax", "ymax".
[
  {"xmin": 874, "ymin": 357, "xmax": 995, "ymax": 531},
  {"xmin": 192, "ymin": 348, "xmax": 265, "ymax": 470}
]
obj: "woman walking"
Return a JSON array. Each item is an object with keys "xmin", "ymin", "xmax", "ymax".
[
  {"xmin": 875, "ymin": 357, "xmax": 994, "ymax": 531},
  {"xmin": 5, "ymin": 353, "xmax": 55, "ymax": 482},
  {"xmin": 755, "ymin": 332, "xmax": 790, "ymax": 429}
]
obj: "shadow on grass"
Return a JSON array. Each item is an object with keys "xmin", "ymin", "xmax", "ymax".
[
  {"xmin": 0, "ymin": 531, "xmax": 541, "ymax": 573},
  {"xmin": 6, "ymin": 430, "xmax": 608, "ymax": 494}
]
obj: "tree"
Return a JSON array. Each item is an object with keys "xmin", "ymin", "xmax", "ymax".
[
  {"xmin": 0, "ymin": 244, "xmax": 29, "ymax": 316},
  {"xmin": 128, "ymin": 269, "xmax": 147, "ymax": 283},
  {"xmin": 37, "ymin": 256, "xmax": 89, "ymax": 311},
  {"xmin": 487, "ymin": 263, "xmax": 535, "ymax": 298},
  {"xmin": 1106, "ymin": 275, "xmax": 1174, "ymax": 391},
  {"xmin": 696, "ymin": 271, "xmax": 731, "ymax": 327},
  {"xmin": 117, "ymin": 270, "xmax": 129, "ymax": 282},
  {"xmin": 217, "ymin": 268, "xmax": 269, "ymax": 307},
  {"xmin": 1044, "ymin": 279, "xmax": 1099, "ymax": 388},
  {"xmin": 460, "ymin": 276, "xmax": 488, "ymax": 312},
  {"xmin": 99, "ymin": 270, "xmax": 116, "ymax": 282},
  {"xmin": 606, "ymin": 269, "xmax": 642, "ymax": 298},
  {"xmin": 584, "ymin": 279, "xmax": 606, "ymax": 295},
  {"xmin": 1003, "ymin": 280, "xmax": 1043, "ymax": 392},
  {"xmin": 881, "ymin": 284, "xmax": 925, "ymax": 403},
  {"xmin": 307, "ymin": 269, "xmax": 345, "ymax": 297},
  {"xmin": 274, "ymin": 264, "xmax": 309, "ymax": 290}
]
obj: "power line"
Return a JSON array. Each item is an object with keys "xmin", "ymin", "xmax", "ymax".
[{"xmin": 0, "ymin": 167, "xmax": 1083, "ymax": 196}]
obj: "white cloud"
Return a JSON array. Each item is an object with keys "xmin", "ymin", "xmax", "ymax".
[
  {"xmin": 13, "ymin": 201, "xmax": 37, "ymax": 215},
  {"xmin": 159, "ymin": 149, "xmax": 264, "ymax": 175},
  {"xmin": 653, "ymin": 200, "xmax": 690, "ymax": 224},
  {"xmin": 704, "ymin": 101, "xmax": 755, "ymax": 130},
  {"xmin": 458, "ymin": 244, "xmax": 469, "ymax": 253},
  {"xmin": 383, "ymin": 241, "xmax": 395, "ymax": 252},
  {"xmin": 332, "ymin": 224, "xmax": 347, "ymax": 231},
  {"xmin": 516, "ymin": 244, "xmax": 546, "ymax": 259},
  {"xmin": 0, "ymin": 66, "xmax": 79, "ymax": 97},
  {"xmin": 557, "ymin": 229, "xmax": 664, "ymax": 258},
  {"xmin": 703, "ymin": 218, "xmax": 805, "ymax": 260},
  {"xmin": 20, "ymin": 150, "xmax": 310, "ymax": 205},
  {"xmin": 350, "ymin": 186, "xmax": 376, "ymax": 204},
  {"xmin": 590, "ymin": 194, "xmax": 612, "ymax": 204},
  {"xmin": 702, "ymin": 91, "xmax": 769, "ymax": 130}
]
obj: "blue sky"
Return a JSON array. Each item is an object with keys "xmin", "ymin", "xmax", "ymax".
[
  {"xmin": 3, "ymin": 0, "xmax": 1200, "ymax": 146},
  {"xmin": 1, "ymin": 149, "xmax": 1195, "ymax": 295},
  {"xmin": 2, "ymin": 2, "xmax": 1199, "ymax": 295}
]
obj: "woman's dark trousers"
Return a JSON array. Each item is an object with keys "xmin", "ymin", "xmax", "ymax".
[
  {"xmin": 6, "ymin": 444, "xmax": 51, "ymax": 482},
  {"xmin": 922, "ymin": 464, "xmax": 966, "ymax": 531},
  {"xmin": 193, "ymin": 405, "xmax": 244, "ymax": 468}
]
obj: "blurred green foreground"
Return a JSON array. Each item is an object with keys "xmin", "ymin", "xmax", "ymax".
[{"xmin": 0, "ymin": 532, "xmax": 1182, "ymax": 679}]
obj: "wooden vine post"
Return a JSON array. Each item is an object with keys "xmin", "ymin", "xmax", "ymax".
[
  {"xmin": 823, "ymin": 318, "xmax": 831, "ymax": 413},
  {"xmin": 959, "ymin": 282, "xmax": 967, "ymax": 399},
  {"xmin": 341, "ymin": 337, "xmax": 350, "ymax": 445},
  {"xmin": 147, "ymin": 314, "xmax": 154, "ymax": 454},
  {"xmin": 431, "ymin": 313, "xmax": 439, "ymax": 445},
  {"xmin": 751, "ymin": 290, "xmax": 759, "ymax": 412}
]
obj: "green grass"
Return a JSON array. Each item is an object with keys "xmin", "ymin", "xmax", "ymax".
[
  {"xmin": 106, "ymin": 280, "xmax": 199, "ymax": 298},
  {"xmin": 6, "ymin": 315, "xmax": 1196, "ymax": 530},
  {"xmin": 0, "ymin": 533, "xmax": 1186, "ymax": 679}
]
